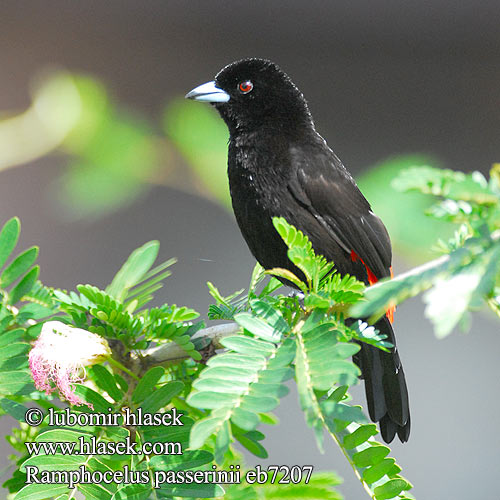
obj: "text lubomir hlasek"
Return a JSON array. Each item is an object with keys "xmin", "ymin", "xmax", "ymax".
[{"xmin": 47, "ymin": 407, "xmax": 184, "ymax": 427}]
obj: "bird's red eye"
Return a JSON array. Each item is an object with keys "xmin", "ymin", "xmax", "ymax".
[{"xmin": 238, "ymin": 80, "xmax": 253, "ymax": 94}]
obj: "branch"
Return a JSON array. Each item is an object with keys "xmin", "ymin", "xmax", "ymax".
[
  {"xmin": 351, "ymin": 228, "xmax": 500, "ymax": 320},
  {"xmin": 374, "ymin": 228, "xmax": 500, "ymax": 290},
  {"xmin": 137, "ymin": 322, "xmax": 240, "ymax": 365}
]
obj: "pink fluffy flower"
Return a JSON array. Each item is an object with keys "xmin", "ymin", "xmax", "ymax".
[{"xmin": 29, "ymin": 321, "xmax": 111, "ymax": 407}]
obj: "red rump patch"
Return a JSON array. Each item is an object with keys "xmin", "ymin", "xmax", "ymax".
[
  {"xmin": 350, "ymin": 250, "xmax": 377, "ymax": 285},
  {"xmin": 350, "ymin": 250, "xmax": 395, "ymax": 324}
]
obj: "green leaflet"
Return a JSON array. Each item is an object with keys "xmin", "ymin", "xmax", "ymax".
[
  {"xmin": 14, "ymin": 484, "xmax": 69, "ymax": 500},
  {"xmin": 8, "ymin": 266, "xmax": 39, "ymax": 305},
  {"xmin": 0, "ymin": 218, "xmax": 41, "ymax": 306},
  {"xmin": 0, "ymin": 398, "xmax": 29, "ymax": 422},
  {"xmin": 106, "ymin": 241, "xmax": 160, "ymax": 301},
  {"xmin": 91, "ymin": 365, "xmax": 124, "ymax": 402},
  {"xmin": 234, "ymin": 431, "xmax": 268, "ymax": 459},
  {"xmin": 0, "ymin": 371, "xmax": 33, "ymax": 396},
  {"xmin": 73, "ymin": 385, "xmax": 113, "ymax": 413},
  {"xmin": 131, "ymin": 366, "xmax": 165, "ymax": 403},
  {"xmin": 343, "ymin": 424, "xmax": 378, "ymax": 449},
  {"xmin": 0, "ymin": 217, "xmax": 20, "ymax": 270},
  {"xmin": 139, "ymin": 380, "xmax": 184, "ymax": 414},
  {"xmin": 234, "ymin": 313, "xmax": 283, "ymax": 343},
  {"xmin": 374, "ymin": 479, "xmax": 413, "ymax": 500},
  {"xmin": 0, "ymin": 247, "xmax": 38, "ymax": 288}
]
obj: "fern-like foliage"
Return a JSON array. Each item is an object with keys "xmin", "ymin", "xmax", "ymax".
[
  {"xmin": 207, "ymin": 266, "xmax": 283, "ymax": 321},
  {"xmin": 52, "ymin": 245, "xmax": 201, "ymax": 358},
  {"xmin": 270, "ymin": 217, "xmax": 334, "ymax": 292},
  {"xmin": 22, "ymin": 281, "xmax": 56, "ymax": 310},
  {"xmin": 188, "ymin": 302, "xmax": 294, "ymax": 461},
  {"xmin": 224, "ymin": 470, "xmax": 343, "ymax": 500},
  {"xmin": 295, "ymin": 317, "xmax": 412, "ymax": 499},
  {"xmin": 353, "ymin": 164, "xmax": 500, "ymax": 337},
  {"xmin": 0, "ymin": 214, "xmax": 418, "ymax": 500},
  {"xmin": 207, "ymin": 281, "xmax": 246, "ymax": 320},
  {"xmin": 0, "ymin": 218, "xmax": 41, "ymax": 307},
  {"xmin": 0, "ymin": 218, "xmax": 45, "ymax": 424}
]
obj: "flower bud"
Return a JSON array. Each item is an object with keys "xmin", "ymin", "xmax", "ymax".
[{"xmin": 29, "ymin": 321, "xmax": 111, "ymax": 407}]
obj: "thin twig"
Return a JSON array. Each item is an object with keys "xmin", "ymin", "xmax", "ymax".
[{"xmin": 137, "ymin": 322, "xmax": 240, "ymax": 365}]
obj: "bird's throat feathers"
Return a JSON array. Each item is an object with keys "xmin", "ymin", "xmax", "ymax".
[{"xmin": 214, "ymin": 100, "xmax": 314, "ymax": 139}]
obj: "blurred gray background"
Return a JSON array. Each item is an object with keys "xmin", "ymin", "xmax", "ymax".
[{"xmin": 1, "ymin": 2, "xmax": 500, "ymax": 499}]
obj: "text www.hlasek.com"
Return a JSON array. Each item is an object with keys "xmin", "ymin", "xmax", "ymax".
[{"xmin": 25, "ymin": 435, "xmax": 180, "ymax": 456}]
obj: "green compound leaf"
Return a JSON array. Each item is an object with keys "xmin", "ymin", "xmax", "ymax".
[
  {"xmin": 297, "ymin": 323, "xmax": 360, "ymax": 392},
  {"xmin": 273, "ymin": 217, "xmax": 333, "ymax": 290},
  {"xmin": 188, "ymin": 337, "xmax": 294, "ymax": 452}
]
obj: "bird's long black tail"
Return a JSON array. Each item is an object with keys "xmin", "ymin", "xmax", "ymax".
[{"xmin": 354, "ymin": 316, "xmax": 410, "ymax": 443}]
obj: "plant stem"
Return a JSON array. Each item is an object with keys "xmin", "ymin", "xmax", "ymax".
[
  {"xmin": 107, "ymin": 356, "xmax": 140, "ymax": 381},
  {"xmin": 138, "ymin": 322, "xmax": 241, "ymax": 365}
]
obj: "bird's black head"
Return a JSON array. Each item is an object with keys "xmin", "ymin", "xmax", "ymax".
[{"xmin": 186, "ymin": 58, "xmax": 314, "ymax": 136}]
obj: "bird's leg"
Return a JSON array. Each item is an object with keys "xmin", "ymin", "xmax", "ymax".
[
  {"xmin": 287, "ymin": 289, "xmax": 304, "ymax": 302},
  {"xmin": 287, "ymin": 289, "xmax": 305, "ymax": 300}
]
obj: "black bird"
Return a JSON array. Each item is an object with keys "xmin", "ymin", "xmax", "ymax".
[{"xmin": 186, "ymin": 58, "xmax": 410, "ymax": 443}]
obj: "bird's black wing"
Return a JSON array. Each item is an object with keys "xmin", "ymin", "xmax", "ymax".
[
  {"xmin": 287, "ymin": 144, "xmax": 392, "ymax": 279},
  {"xmin": 288, "ymin": 143, "xmax": 410, "ymax": 443}
]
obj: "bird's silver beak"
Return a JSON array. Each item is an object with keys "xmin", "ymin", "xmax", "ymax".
[{"xmin": 185, "ymin": 81, "xmax": 230, "ymax": 103}]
